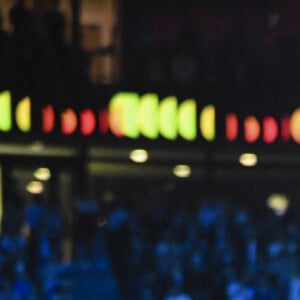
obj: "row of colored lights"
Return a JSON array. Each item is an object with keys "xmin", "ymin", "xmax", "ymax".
[{"xmin": 2, "ymin": 90, "xmax": 300, "ymax": 143}]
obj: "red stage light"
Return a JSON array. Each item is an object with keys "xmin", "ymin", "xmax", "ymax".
[
  {"xmin": 226, "ymin": 113, "xmax": 238, "ymax": 141},
  {"xmin": 80, "ymin": 109, "xmax": 96, "ymax": 136},
  {"xmin": 42, "ymin": 105, "xmax": 55, "ymax": 133},
  {"xmin": 244, "ymin": 116, "xmax": 260, "ymax": 143},
  {"xmin": 263, "ymin": 116, "xmax": 278, "ymax": 144},
  {"xmin": 61, "ymin": 109, "xmax": 77, "ymax": 135}
]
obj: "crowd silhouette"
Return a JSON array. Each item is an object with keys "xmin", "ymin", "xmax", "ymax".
[
  {"xmin": 2, "ymin": 178, "xmax": 298, "ymax": 299},
  {"xmin": 3, "ymin": 1, "xmax": 300, "ymax": 94},
  {"xmin": 0, "ymin": 0, "xmax": 90, "ymax": 93},
  {"xmin": 104, "ymin": 189, "xmax": 300, "ymax": 300}
]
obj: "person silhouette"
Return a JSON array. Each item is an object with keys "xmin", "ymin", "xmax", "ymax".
[
  {"xmin": 0, "ymin": 11, "xmax": 11, "ymax": 88},
  {"xmin": 9, "ymin": 0, "xmax": 43, "ymax": 88}
]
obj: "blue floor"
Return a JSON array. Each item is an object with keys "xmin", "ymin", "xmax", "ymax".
[
  {"xmin": 70, "ymin": 259, "xmax": 120, "ymax": 300},
  {"xmin": 70, "ymin": 233, "xmax": 120, "ymax": 300},
  {"xmin": 40, "ymin": 232, "xmax": 121, "ymax": 300}
]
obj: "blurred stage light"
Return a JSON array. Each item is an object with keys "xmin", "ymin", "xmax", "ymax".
[
  {"xmin": 239, "ymin": 153, "xmax": 257, "ymax": 167},
  {"xmin": 129, "ymin": 149, "xmax": 148, "ymax": 163},
  {"xmin": 30, "ymin": 141, "xmax": 44, "ymax": 151},
  {"xmin": 173, "ymin": 164, "xmax": 191, "ymax": 178},
  {"xmin": 34, "ymin": 168, "xmax": 51, "ymax": 181},
  {"xmin": 267, "ymin": 193, "xmax": 289, "ymax": 216},
  {"xmin": 26, "ymin": 181, "xmax": 44, "ymax": 194}
]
